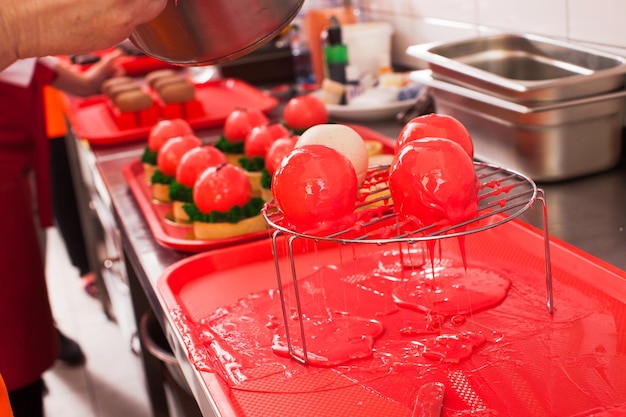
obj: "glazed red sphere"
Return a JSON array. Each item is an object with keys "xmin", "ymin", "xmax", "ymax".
[
  {"xmin": 223, "ymin": 108, "xmax": 269, "ymax": 143},
  {"xmin": 389, "ymin": 137, "xmax": 479, "ymax": 227},
  {"xmin": 193, "ymin": 164, "xmax": 252, "ymax": 213},
  {"xmin": 265, "ymin": 138, "xmax": 296, "ymax": 175},
  {"xmin": 244, "ymin": 123, "xmax": 290, "ymax": 159},
  {"xmin": 395, "ymin": 113, "xmax": 474, "ymax": 159},
  {"xmin": 272, "ymin": 144, "xmax": 357, "ymax": 229},
  {"xmin": 157, "ymin": 135, "xmax": 203, "ymax": 177},
  {"xmin": 283, "ymin": 94, "xmax": 329, "ymax": 130},
  {"xmin": 148, "ymin": 118, "xmax": 194, "ymax": 152},
  {"xmin": 175, "ymin": 146, "xmax": 227, "ymax": 187},
  {"xmin": 295, "ymin": 123, "xmax": 369, "ymax": 185}
]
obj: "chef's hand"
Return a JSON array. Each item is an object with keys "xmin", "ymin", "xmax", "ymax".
[
  {"xmin": 53, "ymin": 49, "xmax": 126, "ymax": 98},
  {"xmin": 0, "ymin": 0, "xmax": 167, "ymax": 71}
]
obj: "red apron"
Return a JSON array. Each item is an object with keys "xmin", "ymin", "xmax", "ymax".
[{"xmin": 0, "ymin": 61, "xmax": 59, "ymax": 391}]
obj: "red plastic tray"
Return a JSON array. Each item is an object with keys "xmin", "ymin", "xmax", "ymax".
[
  {"xmin": 123, "ymin": 125, "xmax": 395, "ymax": 253},
  {"xmin": 64, "ymin": 47, "xmax": 179, "ymax": 76},
  {"xmin": 68, "ymin": 78, "xmax": 278, "ymax": 146},
  {"xmin": 122, "ymin": 160, "xmax": 271, "ymax": 252},
  {"xmin": 157, "ymin": 218, "xmax": 626, "ymax": 417},
  {"xmin": 115, "ymin": 55, "xmax": 179, "ymax": 77}
]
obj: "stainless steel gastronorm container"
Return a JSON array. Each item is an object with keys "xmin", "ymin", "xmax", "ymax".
[
  {"xmin": 407, "ymin": 33, "xmax": 626, "ymax": 103},
  {"xmin": 411, "ymin": 70, "xmax": 626, "ymax": 182}
]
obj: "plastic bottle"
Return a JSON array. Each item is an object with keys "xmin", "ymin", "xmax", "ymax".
[
  {"xmin": 344, "ymin": 64, "xmax": 361, "ymax": 104},
  {"xmin": 290, "ymin": 23, "xmax": 314, "ymax": 85},
  {"xmin": 323, "ymin": 16, "xmax": 348, "ymax": 85}
]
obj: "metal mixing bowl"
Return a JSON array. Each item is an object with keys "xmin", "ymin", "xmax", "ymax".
[{"xmin": 130, "ymin": 0, "xmax": 304, "ymax": 66}]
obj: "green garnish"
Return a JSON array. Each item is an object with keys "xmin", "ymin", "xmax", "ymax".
[
  {"xmin": 184, "ymin": 197, "xmax": 265, "ymax": 224},
  {"xmin": 260, "ymin": 168, "xmax": 272, "ymax": 189},
  {"xmin": 214, "ymin": 135, "xmax": 244, "ymax": 154},
  {"xmin": 283, "ymin": 119, "xmax": 336, "ymax": 136},
  {"xmin": 140, "ymin": 146, "xmax": 158, "ymax": 165},
  {"xmin": 290, "ymin": 127, "xmax": 308, "ymax": 136},
  {"xmin": 168, "ymin": 180, "xmax": 193, "ymax": 203},
  {"xmin": 239, "ymin": 155, "xmax": 265, "ymax": 172},
  {"xmin": 151, "ymin": 168, "xmax": 174, "ymax": 185}
]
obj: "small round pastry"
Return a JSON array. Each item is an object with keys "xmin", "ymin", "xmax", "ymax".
[
  {"xmin": 265, "ymin": 137, "xmax": 297, "ymax": 176},
  {"xmin": 365, "ymin": 140, "xmax": 383, "ymax": 157},
  {"xmin": 171, "ymin": 146, "xmax": 227, "ymax": 223},
  {"xmin": 101, "ymin": 76, "xmax": 134, "ymax": 95},
  {"xmin": 389, "ymin": 137, "xmax": 479, "ymax": 228},
  {"xmin": 368, "ymin": 153, "xmax": 394, "ymax": 167},
  {"xmin": 359, "ymin": 153, "xmax": 394, "ymax": 210},
  {"xmin": 241, "ymin": 123, "xmax": 290, "ymax": 196},
  {"xmin": 283, "ymin": 94, "xmax": 329, "ymax": 131},
  {"xmin": 395, "ymin": 113, "xmax": 474, "ymax": 159},
  {"xmin": 295, "ymin": 124, "xmax": 369, "ymax": 185},
  {"xmin": 148, "ymin": 119, "xmax": 194, "ymax": 152},
  {"xmin": 158, "ymin": 80, "xmax": 196, "ymax": 104},
  {"xmin": 158, "ymin": 135, "xmax": 203, "ymax": 177},
  {"xmin": 217, "ymin": 108, "xmax": 269, "ymax": 167},
  {"xmin": 143, "ymin": 119, "xmax": 194, "ymax": 184},
  {"xmin": 244, "ymin": 123, "xmax": 290, "ymax": 160},
  {"xmin": 106, "ymin": 82, "xmax": 139, "ymax": 101},
  {"xmin": 223, "ymin": 108, "xmax": 269, "ymax": 143},
  {"xmin": 260, "ymin": 137, "xmax": 297, "ymax": 202},
  {"xmin": 194, "ymin": 164, "xmax": 251, "ymax": 213},
  {"xmin": 191, "ymin": 164, "xmax": 266, "ymax": 240},
  {"xmin": 152, "ymin": 74, "xmax": 185, "ymax": 91},
  {"xmin": 153, "ymin": 134, "xmax": 202, "ymax": 203},
  {"xmin": 145, "ymin": 69, "xmax": 178, "ymax": 88},
  {"xmin": 114, "ymin": 89, "xmax": 153, "ymax": 112},
  {"xmin": 272, "ymin": 144, "xmax": 358, "ymax": 231}
]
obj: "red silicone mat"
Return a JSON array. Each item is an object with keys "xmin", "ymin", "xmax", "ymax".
[
  {"xmin": 68, "ymin": 78, "xmax": 278, "ymax": 146},
  {"xmin": 122, "ymin": 124, "xmax": 395, "ymax": 253},
  {"xmin": 157, "ymin": 217, "xmax": 626, "ymax": 417}
]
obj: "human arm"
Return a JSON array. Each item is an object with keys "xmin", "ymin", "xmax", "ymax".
[
  {"xmin": 52, "ymin": 50, "xmax": 125, "ymax": 97},
  {"xmin": 0, "ymin": 0, "xmax": 167, "ymax": 71}
]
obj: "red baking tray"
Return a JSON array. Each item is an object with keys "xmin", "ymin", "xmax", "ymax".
[
  {"xmin": 64, "ymin": 47, "xmax": 179, "ymax": 76},
  {"xmin": 157, "ymin": 216, "xmax": 626, "ymax": 417},
  {"xmin": 71, "ymin": 53, "xmax": 176, "ymax": 76},
  {"xmin": 123, "ymin": 125, "xmax": 395, "ymax": 253},
  {"xmin": 122, "ymin": 160, "xmax": 271, "ymax": 252},
  {"xmin": 115, "ymin": 55, "xmax": 179, "ymax": 77},
  {"xmin": 67, "ymin": 78, "xmax": 278, "ymax": 146}
]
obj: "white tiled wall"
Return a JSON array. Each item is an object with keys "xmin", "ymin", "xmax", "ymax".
[{"xmin": 353, "ymin": 0, "xmax": 626, "ymax": 68}]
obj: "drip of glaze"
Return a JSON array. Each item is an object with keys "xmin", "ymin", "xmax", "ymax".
[
  {"xmin": 392, "ymin": 265, "xmax": 511, "ymax": 317},
  {"xmin": 271, "ymin": 314, "xmax": 384, "ymax": 367}
]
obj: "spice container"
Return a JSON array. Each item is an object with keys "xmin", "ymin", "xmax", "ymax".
[
  {"xmin": 323, "ymin": 16, "xmax": 348, "ymax": 85},
  {"xmin": 342, "ymin": 22, "xmax": 393, "ymax": 79},
  {"xmin": 344, "ymin": 65, "xmax": 362, "ymax": 104},
  {"xmin": 290, "ymin": 23, "xmax": 314, "ymax": 85}
]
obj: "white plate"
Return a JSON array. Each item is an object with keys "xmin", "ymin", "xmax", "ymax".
[{"xmin": 326, "ymin": 99, "xmax": 414, "ymax": 122}]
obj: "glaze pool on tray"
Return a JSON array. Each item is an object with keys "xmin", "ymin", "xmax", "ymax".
[{"xmin": 157, "ymin": 218, "xmax": 626, "ymax": 417}]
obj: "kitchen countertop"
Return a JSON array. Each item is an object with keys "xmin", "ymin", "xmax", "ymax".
[{"xmin": 80, "ymin": 110, "xmax": 626, "ymax": 417}]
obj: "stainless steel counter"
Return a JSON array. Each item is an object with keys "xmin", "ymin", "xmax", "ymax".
[{"xmin": 77, "ymin": 116, "xmax": 626, "ymax": 417}]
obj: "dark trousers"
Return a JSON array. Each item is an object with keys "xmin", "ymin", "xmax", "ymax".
[
  {"xmin": 8, "ymin": 378, "xmax": 44, "ymax": 417},
  {"xmin": 49, "ymin": 136, "xmax": 90, "ymax": 277}
]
